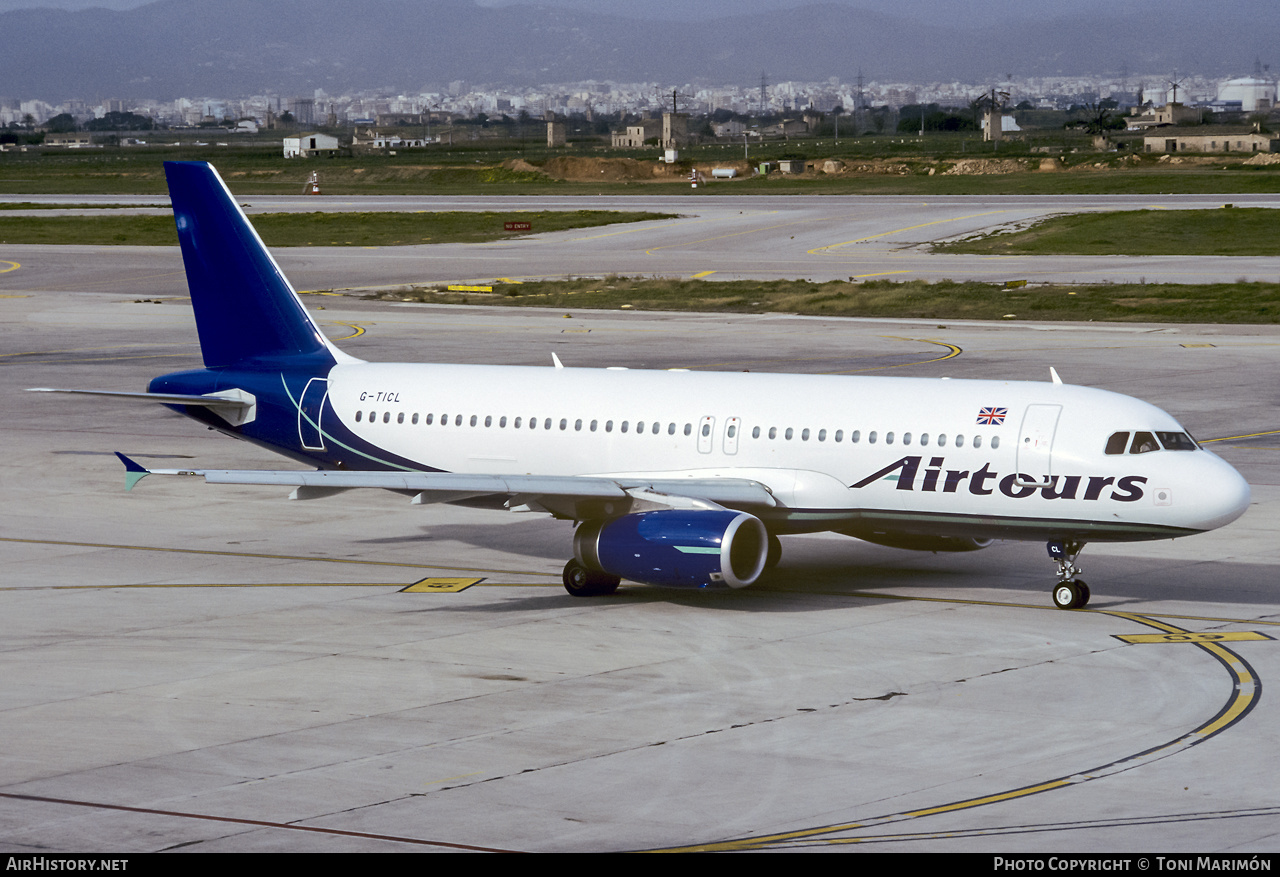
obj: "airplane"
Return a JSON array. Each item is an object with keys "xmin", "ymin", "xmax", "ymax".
[{"xmin": 30, "ymin": 161, "xmax": 1252, "ymax": 609}]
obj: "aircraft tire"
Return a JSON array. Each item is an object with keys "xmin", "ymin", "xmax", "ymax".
[
  {"xmin": 1054, "ymin": 581, "xmax": 1085, "ymax": 609},
  {"xmin": 1053, "ymin": 581, "xmax": 1086, "ymax": 610},
  {"xmin": 765, "ymin": 534, "xmax": 782, "ymax": 569},
  {"xmin": 563, "ymin": 560, "xmax": 620, "ymax": 597}
]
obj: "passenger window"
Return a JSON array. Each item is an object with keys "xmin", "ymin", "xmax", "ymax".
[
  {"xmin": 851, "ymin": 430, "xmax": 860, "ymax": 443},
  {"xmin": 412, "ymin": 413, "xmax": 419, "ymax": 425},
  {"xmin": 868, "ymin": 431, "xmax": 877, "ymax": 444},
  {"xmin": 668, "ymin": 423, "xmax": 676, "ymax": 435},
  {"xmin": 991, "ymin": 435, "xmax": 1000, "ymax": 449},
  {"xmin": 801, "ymin": 428, "xmax": 809, "ymax": 441},
  {"xmin": 499, "ymin": 416, "xmax": 507, "ymax": 428},
  {"xmin": 606, "ymin": 420, "xmax": 614, "ymax": 433},
  {"xmin": 728, "ymin": 425, "xmax": 737, "ymax": 438},
  {"xmin": 621, "ymin": 421, "xmax": 629, "ymax": 433},
  {"xmin": 973, "ymin": 435, "xmax": 982, "ymax": 448},
  {"xmin": 1105, "ymin": 432, "xmax": 1129, "ymax": 455},
  {"xmin": 397, "ymin": 412, "xmax": 405, "ymax": 424},
  {"xmin": 684, "ymin": 423, "xmax": 692, "ymax": 436},
  {"xmin": 769, "ymin": 427, "xmax": 777, "ymax": 439},
  {"xmin": 426, "ymin": 413, "xmax": 434, "ymax": 425},
  {"xmin": 752, "ymin": 426, "xmax": 760, "ymax": 439},
  {"xmin": 701, "ymin": 423, "xmax": 711, "ymax": 437},
  {"xmin": 514, "ymin": 417, "xmax": 522, "ymax": 428},
  {"xmin": 885, "ymin": 432, "xmax": 894, "ymax": 445},
  {"xmin": 785, "ymin": 427, "xmax": 794, "ymax": 440},
  {"xmin": 470, "ymin": 415, "xmax": 477, "ymax": 427},
  {"xmin": 544, "ymin": 418, "xmax": 552, "ymax": 430},
  {"xmin": 636, "ymin": 421, "xmax": 644, "ymax": 434},
  {"xmin": 559, "ymin": 418, "xmax": 567, "ymax": 430},
  {"xmin": 383, "ymin": 412, "xmax": 391, "ymax": 423},
  {"xmin": 902, "ymin": 432, "xmax": 911, "ymax": 445},
  {"xmin": 575, "ymin": 419, "xmax": 582, "ymax": 431},
  {"xmin": 818, "ymin": 429, "xmax": 826, "ymax": 442},
  {"xmin": 834, "ymin": 430, "xmax": 843, "ymax": 442},
  {"xmin": 955, "ymin": 435, "xmax": 964, "ymax": 447},
  {"xmin": 936, "ymin": 433, "xmax": 946, "ymax": 447},
  {"xmin": 355, "ymin": 411, "xmax": 363, "ymax": 422},
  {"xmin": 529, "ymin": 417, "xmax": 537, "ymax": 430},
  {"xmin": 1130, "ymin": 432, "xmax": 1159, "ymax": 454},
  {"xmin": 590, "ymin": 420, "xmax": 598, "ymax": 432}
]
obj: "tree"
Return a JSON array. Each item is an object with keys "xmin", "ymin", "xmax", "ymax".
[
  {"xmin": 85, "ymin": 111, "xmax": 154, "ymax": 131},
  {"xmin": 46, "ymin": 113, "xmax": 78, "ymax": 133}
]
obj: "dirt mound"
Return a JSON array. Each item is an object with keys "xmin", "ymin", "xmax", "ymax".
[
  {"xmin": 942, "ymin": 159, "xmax": 1029, "ymax": 175},
  {"xmin": 541, "ymin": 156, "xmax": 661, "ymax": 181},
  {"xmin": 1243, "ymin": 153, "xmax": 1280, "ymax": 165},
  {"xmin": 501, "ymin": 158, "xmax": 547, "ymax": 175}
]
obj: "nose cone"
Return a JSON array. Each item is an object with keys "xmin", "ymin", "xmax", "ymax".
[{"xmin": 1195, "ymin": 453, "xmax": 1251, "ymax": 531}]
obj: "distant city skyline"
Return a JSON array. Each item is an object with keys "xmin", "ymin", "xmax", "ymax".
[{"xmin": 1, "ymin": 0, "xmax": 1275, "ymax": 103}]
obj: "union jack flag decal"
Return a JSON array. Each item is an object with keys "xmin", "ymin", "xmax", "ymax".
[{"xmin": 976, "ymin": 406, "xmax": 1007, "ymax": 425}]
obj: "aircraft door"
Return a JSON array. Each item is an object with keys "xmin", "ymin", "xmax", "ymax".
[
  {"xmin": 697, "ymin": 416, "xmax": 715, "ymax": 454},
  {"xmin": 1016, "ymin": 403, "xmax": 1061, "ymax": 481},
  {"xmin": 723, "ymin": 416, "xmax": 741, "ymax": 455},
  {"xmin": 298, "ymin": 378, "xmax": 328, "ymax": 451}
]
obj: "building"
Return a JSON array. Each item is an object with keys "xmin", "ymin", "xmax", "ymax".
[
  {"xmin": 611, "ymin": 118, "xmax": 661, "ymax": 147},
  {"xmin": 1218, "ymin": 76, "xmax": 1277, "ymax": 113},
  {"xmin": 282, "ymin": 132, "xmax": 340, "ymax": 158},
  {"xmin": 1127, "ymin": 102, "xmax": 1202, "ymax": 129},
  {"xmin": 43, "ymin": 133, "xmax": 94, "ymax": 148},
  {"xmin": 1143, "ymin": 126, "xmax": 1279, "ymax": 154},
  {"xmin": 547, "ymin": 121, "xmax": 566, "ymax": 147},
  {"xmin": 349, "ymin": 128, "xmax": 426, "ymax": 153}
]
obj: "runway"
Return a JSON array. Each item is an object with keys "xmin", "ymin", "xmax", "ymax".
[
  {"xmin": 2, "ymin": 195, "xmax": 1280, "ymax": 852},
  {"xmin": 5, "ymin": 193, "xmax": 1280, "ymax": 298}
]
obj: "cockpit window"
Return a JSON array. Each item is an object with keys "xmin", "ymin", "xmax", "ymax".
[
  {"xmin": 1157, "ymin": 431, "xmax": 1198, "ymax": 451},
  {"xmin": 1130, "ymin": 432, "xmax": 1159, "ymax": 454},
  {"xmin": 1105, "ymin": 432, "xmax": 1129, "ymax": 455}
]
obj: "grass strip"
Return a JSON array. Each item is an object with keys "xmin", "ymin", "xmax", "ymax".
[
  {"xmin": 0, "ymin": 209, "xmax": 674, "ymax": 246},
  {"xmin": 377, "ymin": 277, "xmax": 1280, "ymax": 324},
  {"xmin": 935, "ymin": 208, "xmax": 1280, "ymax": 256},
  {"xmin": 0, "ymin": 202, "xmax": 169, "ymax": 210}
]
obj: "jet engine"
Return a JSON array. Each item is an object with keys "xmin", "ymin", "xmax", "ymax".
[{"xmin": 574, "ymin": 509, "xmax": 769, "ymax": 589}]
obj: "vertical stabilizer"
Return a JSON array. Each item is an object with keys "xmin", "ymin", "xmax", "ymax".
[{"xmin": 165, "ymin": 161, "xmax": 339, "ymax": 368}]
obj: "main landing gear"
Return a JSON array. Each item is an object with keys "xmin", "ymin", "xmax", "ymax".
[
  {"xmin": 562, "ymin": 559, "xmax": 620, "ymax": 597},
  {"xmin": 1048, "ymin": 540, "xmax": 1090, "ymax": 609}
]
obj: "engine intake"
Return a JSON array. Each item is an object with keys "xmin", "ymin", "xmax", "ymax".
[{"xmin": 575, "ymin": 509, "xmax": 768, "ymax": 589}]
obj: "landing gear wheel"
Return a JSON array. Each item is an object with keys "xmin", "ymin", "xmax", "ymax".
[
  {"xmin": 562, "ymin": 560, "xmax": 620, "ymax": 597},
  {"xmin": 1052, "ymin": 581, "xmax": 1089, "ymax": 610},
  {"xmin": 765, "ymin": 534, "xmax": 783, "ymax": 570},
  {"xmin": 1075, "ymin": 580, "xmax": 1090, "ymax": 607}
]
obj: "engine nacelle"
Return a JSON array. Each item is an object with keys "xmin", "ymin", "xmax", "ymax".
[
  {"xmin": 844, "ymin": 529, "xmax": 994, "ymax": 553},
  {"xmin": 575, "ymin": 509, "xmax": 768, "ymax": 589}
]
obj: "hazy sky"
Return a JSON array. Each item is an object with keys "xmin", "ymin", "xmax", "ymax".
[{"xmin": 0, "ymin": 0, "xmax": 1128, "ymax": 23}]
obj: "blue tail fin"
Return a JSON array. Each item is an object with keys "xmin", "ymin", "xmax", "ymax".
[{"xmin": 165, "ymin": 161, "xmax": 334, "ymax": 369}]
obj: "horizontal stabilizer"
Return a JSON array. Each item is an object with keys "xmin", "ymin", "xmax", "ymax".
[{"xmin": 29, "ymin": 387, "xmax": 257, "ymax": 426}]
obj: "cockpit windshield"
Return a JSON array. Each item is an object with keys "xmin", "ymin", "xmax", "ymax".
[{"xmin": 1105, "ymin": 431, "xmax": 1199, "ymax": 455}]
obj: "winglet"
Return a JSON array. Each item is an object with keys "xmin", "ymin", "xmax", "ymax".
[
  {"xmin": 552, "ymin": 352, "xmax": 564, "ymax": 369},
  {"xmin": 1049, "ymin": 367, "xmax": 1063, "ymax": 386},
  {"xmin": 115, "ymin": 452, "xmax": 150, "ymax": 491}
]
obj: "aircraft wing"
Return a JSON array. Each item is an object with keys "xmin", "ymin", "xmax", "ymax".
[{"xmin": 114, "ymin": 453, "xmax": 778, "ymax": 519}]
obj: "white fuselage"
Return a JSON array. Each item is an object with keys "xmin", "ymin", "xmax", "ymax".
[{"xmin": 322, "ymin": 362, "xmax": 1250, "ymax": 540}]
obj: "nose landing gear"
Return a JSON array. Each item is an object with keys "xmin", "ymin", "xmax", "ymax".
[{"xmin": 1048, "ymin": 541, "xmax": 1090, "ymax": 609}]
